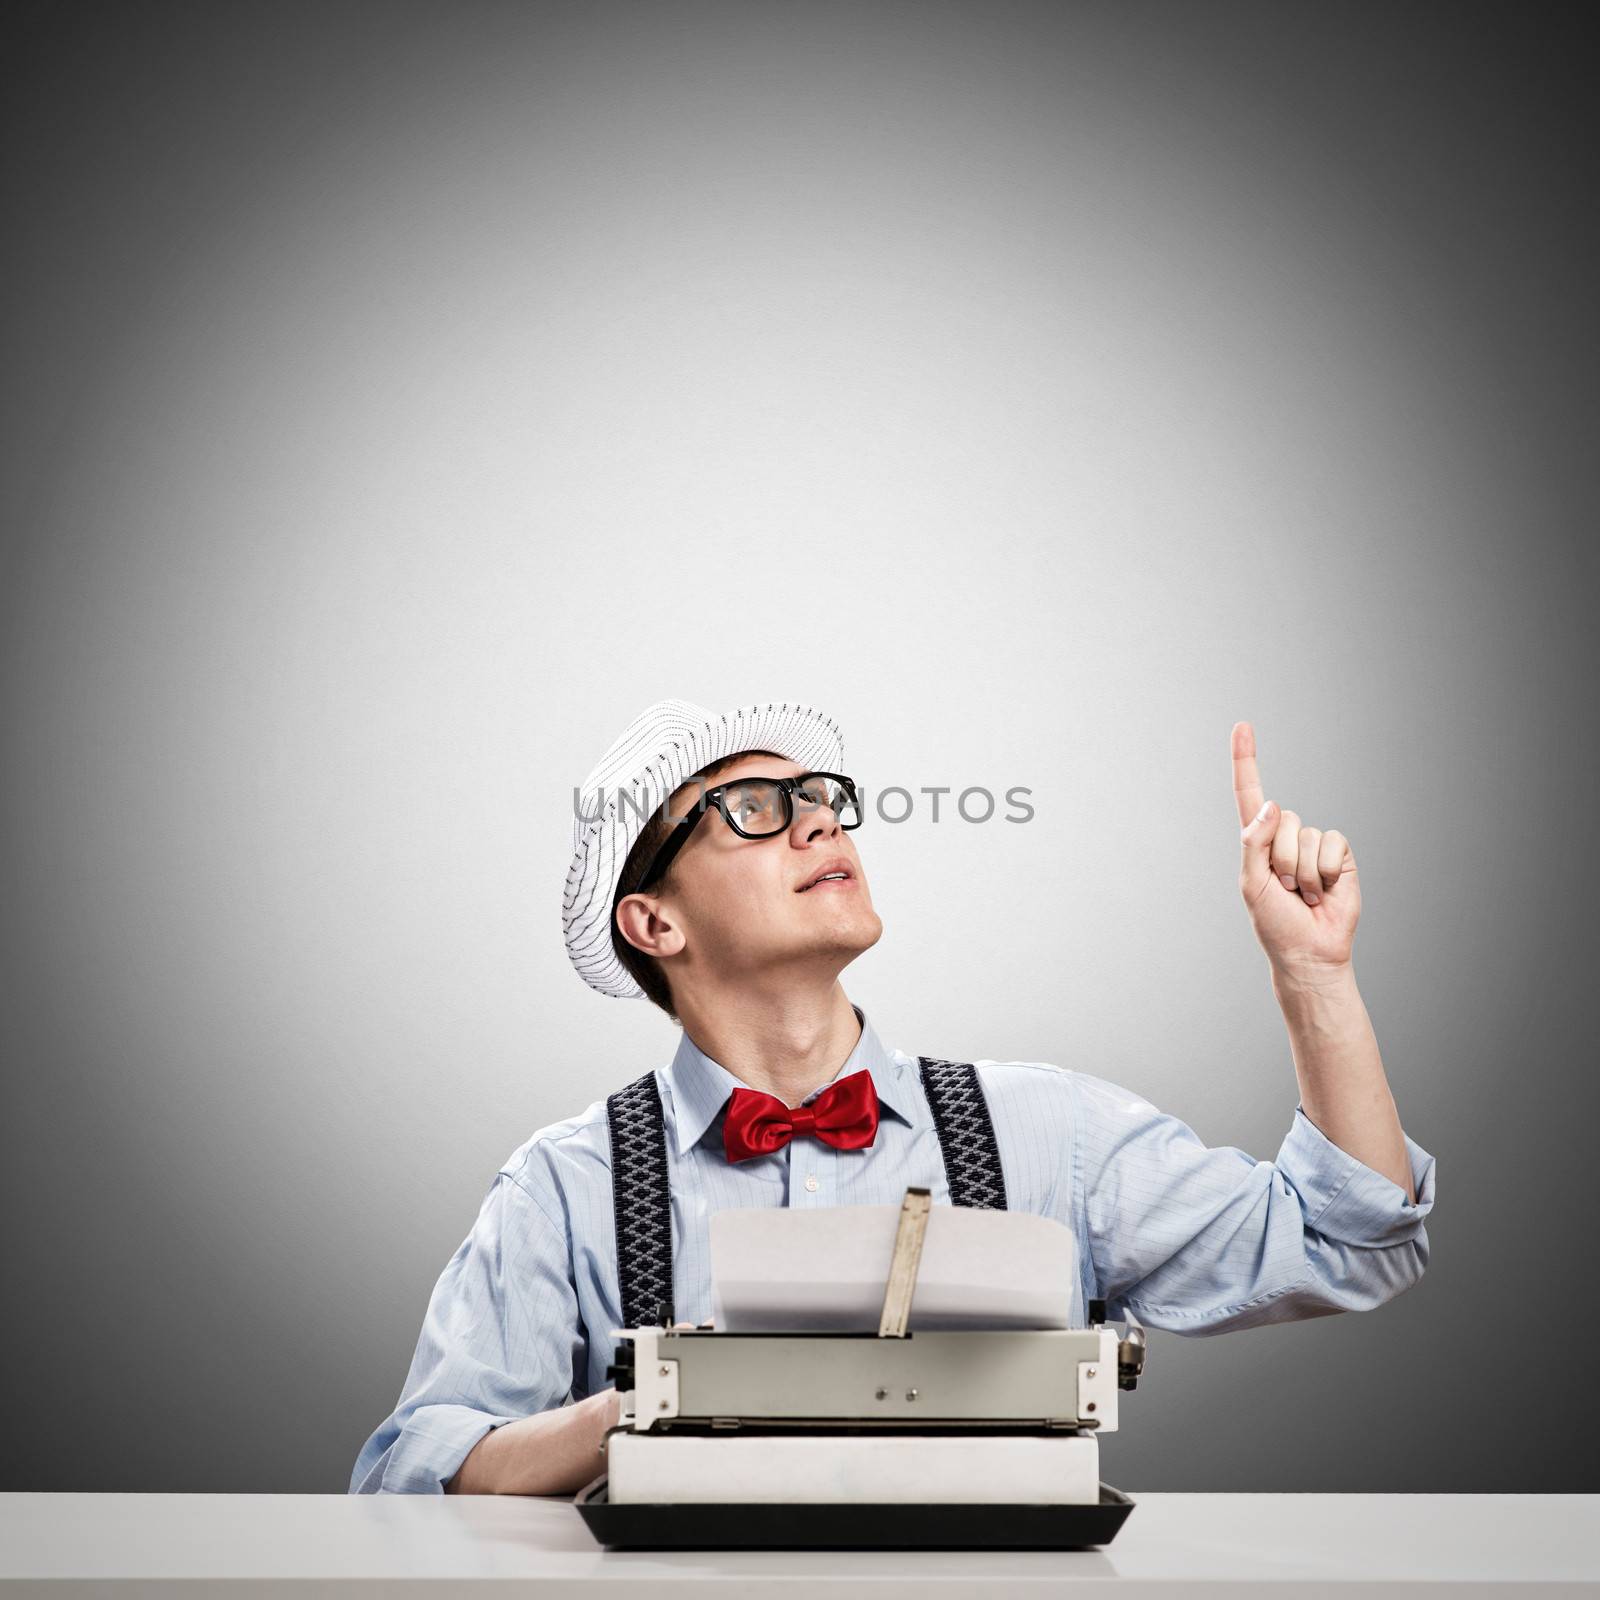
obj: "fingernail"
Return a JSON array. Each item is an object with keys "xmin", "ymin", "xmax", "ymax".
[
  {"xmin": 1305, "ymin": 892, "xmax": 1320, "ymax": 905},
  {"xmin": 1255, "ymin": 801, "xmax": 1272, "ymax": 822},
  {"xmin": 1279, "ymin": 874, "xmax": 1296, "ymax": 889}
]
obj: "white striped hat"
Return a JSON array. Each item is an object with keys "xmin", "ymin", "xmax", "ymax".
[{"xmin": 563, "ymin": 698, "xmax": 846, "ymax": 999}]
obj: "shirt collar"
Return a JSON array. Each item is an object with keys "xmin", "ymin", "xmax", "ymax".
[{"xmin": 664, "ymin": 1003, "xmax": 916, "ymax": 1157}]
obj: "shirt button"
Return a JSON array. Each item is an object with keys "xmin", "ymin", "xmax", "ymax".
[{"xmin": 804, "ymin": 1174, "xmax": 819, "ymax": 1193}]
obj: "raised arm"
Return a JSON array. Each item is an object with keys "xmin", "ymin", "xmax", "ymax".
[
  {"xmin": 1070, "ymin": 723, "xmax": 1434, "ymax": 1332},
  {"xmin": 1231, "ymin": 720, "xmax": 1413, "ymax": 1197}
]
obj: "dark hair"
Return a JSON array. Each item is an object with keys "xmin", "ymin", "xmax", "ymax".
[{"xmin": 611, "ymin": 748, "xmax": 786, "ymax": 1021}]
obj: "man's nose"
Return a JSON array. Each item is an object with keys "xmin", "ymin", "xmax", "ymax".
[{"xmin": 795, "ymin": 801, "xmax": 841, "ymax": 842}]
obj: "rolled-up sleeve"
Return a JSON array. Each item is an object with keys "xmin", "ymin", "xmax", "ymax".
[
  {"xmin": 349, "ymin": 1163, "xmax": 582, "ymax": 1494},
  {"xmin": 1072, "ymin": 1071, "xmax": 1434, "ymax": 1335}
]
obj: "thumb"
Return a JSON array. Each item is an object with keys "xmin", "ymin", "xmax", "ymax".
[{"xmin": 1239, "ymin": 798, "xmax": 1277, "ymax": 895}]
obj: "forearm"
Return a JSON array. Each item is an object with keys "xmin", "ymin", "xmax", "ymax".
[
  {"xmin": 447, "ymin": 1389, "xmax": 621, "ymax": 1496},
  {"xmin": 1272, "ymin": 963, "xmax": 1415, "ymax": 1203}
]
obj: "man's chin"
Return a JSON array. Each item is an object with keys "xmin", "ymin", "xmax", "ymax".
[{"xmin": 825, "ymin": 910, "xmax": 884, "ymax": 959}]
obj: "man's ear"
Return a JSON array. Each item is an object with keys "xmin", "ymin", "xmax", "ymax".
[{"xmin": 615, "ymin": 892, "xmax": 686, "ymax": 961}]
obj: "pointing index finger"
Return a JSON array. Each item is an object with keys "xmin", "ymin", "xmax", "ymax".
[{"xmin": 1231, "ymin": 721, "xmax": 1265, "ymax": 828}]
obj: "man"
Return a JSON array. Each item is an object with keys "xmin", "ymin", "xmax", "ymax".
[{"xmin": 350, "ymin": 697, "xmax": 1434, "ymax": 1496}]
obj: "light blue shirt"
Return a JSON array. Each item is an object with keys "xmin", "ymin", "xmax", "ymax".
[{"xmin": 350, "ymin": 1004, "xmax": 1435, "ymax": 1495}]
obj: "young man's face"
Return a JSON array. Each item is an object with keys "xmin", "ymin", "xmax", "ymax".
[{"xmin": 628, "ymin": 753, "xmax": 883, "ymax": 997}]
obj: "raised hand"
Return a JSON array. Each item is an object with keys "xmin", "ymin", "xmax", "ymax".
[{"xmin": 1232, "ymin": 721, "xmax": 1360, "ymax": 976}]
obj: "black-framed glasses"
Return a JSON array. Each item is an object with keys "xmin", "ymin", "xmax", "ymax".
[{"xmin": 625, "ymin": 771, "xmax": 862, "ymax": 899}]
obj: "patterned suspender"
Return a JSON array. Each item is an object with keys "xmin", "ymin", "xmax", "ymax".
[
  {"xmin": 605, "ymin": 1071, "xmax": 676, "ymax": 1332},
  {"xmin": 917, "ymin": 1057, "xmax": 1009, "ymax": 1210},
  {"xmin": 605, "ymin": 1057, "xmax": 1008, "ymax": 1328}
]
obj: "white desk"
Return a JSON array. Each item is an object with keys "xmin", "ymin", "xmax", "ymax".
[{"xmin": 0, "ymin": 1493, "xmax": 1593, "ymax": 1595}]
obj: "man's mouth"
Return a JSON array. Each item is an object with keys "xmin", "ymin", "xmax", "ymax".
[{"xmin": 797, "ymin": 864, "xmax": 855, "ymax": 892}]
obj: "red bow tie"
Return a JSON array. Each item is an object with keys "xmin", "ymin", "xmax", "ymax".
[{"xmin": 722, "ymin": 1069, "xmax": 880, "ymax": 1164}]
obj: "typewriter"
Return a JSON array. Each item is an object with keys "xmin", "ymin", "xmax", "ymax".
[{"xmin": 576, "ymin": 1187, "xmax": 1146, "ymax": 1549}]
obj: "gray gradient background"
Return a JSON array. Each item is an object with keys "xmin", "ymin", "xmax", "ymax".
[{"xmin": 3, "ymin": 0, "xmax": 1596, "ymax": 1494}]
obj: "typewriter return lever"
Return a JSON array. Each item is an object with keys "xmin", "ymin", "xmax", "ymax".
[
  {"xmin": 877, "ymin": 1186, "xmax": 933, "ymax": 1337},
  {"xmin": 1117, "ymin": 1312, "xmax": 1147, "ymax": 1391},
  {"xmin": 1088, "ymin": 1298, "xmax": 1148, "ymax": 1391}
]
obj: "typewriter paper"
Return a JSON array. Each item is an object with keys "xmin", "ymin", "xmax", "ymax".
[{"xmin": 709, "ymin": 1203, "xmax": 1078, "ymax": 1332}]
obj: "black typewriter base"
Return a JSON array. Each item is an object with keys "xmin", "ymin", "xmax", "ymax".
[{"xmin": 574, "ymin": 1476, "xmax": 1135, "ymax": 1550}]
